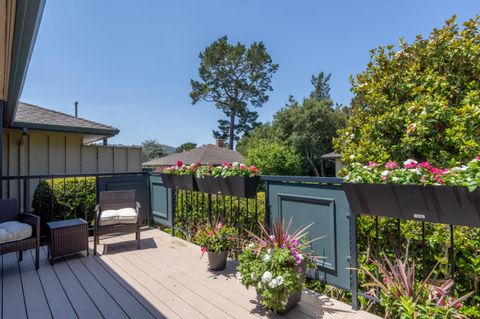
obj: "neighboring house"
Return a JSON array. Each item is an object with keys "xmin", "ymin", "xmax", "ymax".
[
  {"xmin": 321, "ymin": 152, "xmax": 343, "ymax": 177},
  {"xmin": 143, "ymin": 139, "xmax": 245, "ymax": 169},
  {"xmin": 4, "ymin": 102, "xmax": 141, "ymax": 176}
]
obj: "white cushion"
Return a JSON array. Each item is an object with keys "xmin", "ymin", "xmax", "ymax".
[
  {"xmin": 0, "ymin": 221, "xmax": 32, "ymax": 244},
  {"xmin": 99, "ymin": 208, "xmax": 138, "ymax": 226}
]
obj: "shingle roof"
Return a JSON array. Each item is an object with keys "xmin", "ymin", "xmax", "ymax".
[
  {"xmin": 13, "ymin": 102, "xmax": 119, "ymax": 136},
  {"xmin": 143, "ymin": 144, "xmax": 245, "ymax": 166}
]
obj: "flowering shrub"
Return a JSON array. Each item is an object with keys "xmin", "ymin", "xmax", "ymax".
[
  {"xmin": 196, "ymin": 162, "xmax": 261, "ymax": 178},
  {"xmin": 160, "ymin": 161, "xmax": 199, "ymax": 175},
  {"xmin": 344, "ymin": 156, "xmax": 480, "ymax": 191},
  {"xmin": 237, "ymin": 220, "xmax": 317, "ymax": 313},
  {"xmin": 195, "ymin": 222, "xmax": 237, "ymax": 253},
  {"xmin": 363, "ymin": 254, "xmax": 471, "ymax": 319}
]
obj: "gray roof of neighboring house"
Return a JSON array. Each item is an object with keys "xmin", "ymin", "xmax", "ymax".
[
  {"xmin": 143, "ymin": 144, "xmax": 245, "ymax": 166},
  {"xmin": 321, "ymin": 152, "xmax": 341, "ymax": 159},
  {"xmin": 13, "ymin": 102, "xmax": 120, "ymax": 137}
]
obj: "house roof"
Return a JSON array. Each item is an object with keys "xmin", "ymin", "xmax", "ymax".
[
  {"xmin": 13, "ymin": 102, "xmax": 120, "ymax": 140},
  {"xmin": 321, "ymin": 152, "xmax": 341, "ymax": 159},
  {"xmin": 143, "ymin": 144, "xmax": 245, "ymax": 166}
]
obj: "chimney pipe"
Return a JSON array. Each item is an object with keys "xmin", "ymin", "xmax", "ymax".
[
  {"xmin": 215, "ymin": 138, "xmax": 224, "ymax": 148},
  {"xmin": 74, "ymin": 101, "xmax": 78, "ymax": 117}
]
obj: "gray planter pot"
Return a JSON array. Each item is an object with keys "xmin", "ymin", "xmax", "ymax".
[
  {"xmin": 207, "ymin": 250, "xmax": 228, "ymax": 271},
  {"xmin": 256, "ymin": 289, "xmax": 302, "ymax": 314}
]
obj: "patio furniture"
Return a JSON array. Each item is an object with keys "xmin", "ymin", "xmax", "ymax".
[
  {"xmin": 0, "ymin": 199, "xmax": 40, "ymax": 269},
  {"xmin": 94, "ymin": 190, "xmax": 141, "ymax": 255},
  {"xmin": 47, "ymin": 218, "xmax": 88, "ymax": 265}
]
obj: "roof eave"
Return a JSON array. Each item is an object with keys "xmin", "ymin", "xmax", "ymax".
[
  {"xmin": 12, "ymin": 121, "xmax": 120, "ymax": 136},
  {"xmin": 4, "ymin": 0, "xmax": 45, "ymax": 127}
]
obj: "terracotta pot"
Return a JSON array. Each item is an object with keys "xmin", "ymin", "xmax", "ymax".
[{"xmin": 207, "ymin": 250, "xmax": 228, "ymax": 271}]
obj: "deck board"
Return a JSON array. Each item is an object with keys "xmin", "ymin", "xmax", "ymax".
[{"xmin": 0, "ymin": 228, "xmax": 380, "ymax": 319}]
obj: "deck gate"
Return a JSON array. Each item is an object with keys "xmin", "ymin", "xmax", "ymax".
[{"xmin": 263, "ymin": 176, "xmax": 353, "ymax": 291}]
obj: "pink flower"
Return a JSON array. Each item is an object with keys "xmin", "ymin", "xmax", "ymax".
[
  {"xmin": 368, "ymin": 161, "xmax": 377, "ymax": 168},
  {"xmin": 249, "ymin": 166, "xmax": 257, "ymax": 172},
  {"xmin": 227, "ymin": 236, "xmax": 232, "ymax": 241},
  {"xmin": 403, "ymin": 159, "xmax": 418, "ymax": 169},
  {"xmin": 201, "ymin": 247, "xmax": 206, "ymax": 253},
  {"xmin": 454, "ymin": 302, "xmax": 463, "ymax": 309},
  {"xmin": 476, "ymin": 156, "xmax": 480, "ymax": 161},
  {"xmin": 207, "ymin": 232, "xmax": 212, "ymax": 237},
  {"xmin": 216, "ymin": 223, "xmax": 222, "ymax": 230},
  {"xmin": 385, "ymin": 161, "xmax": 399, "ymax": 169},
  {"xmin": 419, "ymin": 162, "xmax": 431, "ymax": 169},
  {"xmin": 240, "ymin": 164, "xmax": 247, "ymax": 170}
]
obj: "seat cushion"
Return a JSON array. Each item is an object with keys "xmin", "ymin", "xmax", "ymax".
[
  {"xmin": 99, "ymin": 208, "xmax": 138, "ymax": 226},
  {"xmin": 0, "ymin": 221, "xmax": 33, "ymax": 244}
]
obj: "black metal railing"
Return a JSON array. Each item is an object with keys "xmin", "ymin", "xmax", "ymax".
[{"xmin": 0, "ymin": 172, "xmax": 148, "ymax": 237}]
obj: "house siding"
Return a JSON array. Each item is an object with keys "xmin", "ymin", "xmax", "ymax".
[{"xmin": 1, "ymin": 128, "xmax": 141, "ymax": 210}]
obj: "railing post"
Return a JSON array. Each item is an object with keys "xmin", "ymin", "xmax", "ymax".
[
  {"xmin": 350, "ymin": 212, "xmax": 359, "ymax": 311},
  {"xmin": 171, "ymin": 188, "xmax": 176, "ymax": 237},
  {"xmin": 207, "ymin": 193, "xmax": 212, "ymax": 225}
]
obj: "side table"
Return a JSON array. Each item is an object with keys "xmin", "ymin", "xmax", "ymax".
[{"xmin": 47, "ymin": 218, "xmax": 89, "ymax": 265}]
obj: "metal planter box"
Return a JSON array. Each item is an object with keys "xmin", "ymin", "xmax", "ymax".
[
  {"xmin": 343, "ymin": 183, "xmax": 480, "ymax": 227},
  {"xmin": 164, "ymin": 175, "xmax": 198, "ymax": 191},
  {"xmin": 196, "ymin": 176, "xmax": 222, "ymax": 194},
  {"xmin": 159, "ymin": 173, "xmax": 174, "ymax": 188},
  {"xmin": 195, "ymin": 176, "xmax": 259, "ymax": 198}
]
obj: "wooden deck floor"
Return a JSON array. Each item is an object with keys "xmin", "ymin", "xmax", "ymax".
[{"xmin": 0, "ymin": 228, "xmax": 379, "ymax": 319}]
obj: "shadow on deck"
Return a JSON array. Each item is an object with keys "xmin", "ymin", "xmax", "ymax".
[{"xmin": 0, "ymin": 228, "xmax": 379, "ymax": 319}]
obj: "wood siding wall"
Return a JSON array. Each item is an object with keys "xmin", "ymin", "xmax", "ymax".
[{"xmin": 1, "ymin": 128, "xmax": 141, "ymax": 205}]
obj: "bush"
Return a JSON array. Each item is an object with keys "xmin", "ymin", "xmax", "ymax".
[
  {"xmin": 246, "ymin": 141, "xmax": 302, "ymax": 176},
  {"xmin": 32, "ymin": 177, "xmax": 96, "ymax": 232}
]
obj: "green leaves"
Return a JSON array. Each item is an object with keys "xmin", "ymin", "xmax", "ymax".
[
  {"xmin": 336, "ymin": 15, "xmax": 480, "ymax": 167},
  {"xmin": 190, "ymin": 35, "xmax": 278, "ymax": 148}
]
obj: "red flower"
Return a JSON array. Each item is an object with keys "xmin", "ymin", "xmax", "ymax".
[
  {"xmin": 177, "ymin": 160, "xmax": 183, "ymax": 166},
  {"xmin": 227, "ymin": 236, "xmax": 232, "ymax": 241},
  {"xmin": 207, "ymin": 232, "xmax": 212, "ymax": 237},
  {"xmin": 201, "ymin": 247, "xmax": 206, "ymax": 253},
  {"xmin": 240, "ymin": 164, "xmax": 247, "ymax": 170},
  {"xmin": 249, "ymin": 165, "xmax": 257, "ymax": 172}
]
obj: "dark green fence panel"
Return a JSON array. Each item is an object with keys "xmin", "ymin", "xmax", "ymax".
[
  {"xmin": 264, "ymin": 176, "xmax": 351, "ymax": 291},
  {"xmin": 149, "ymin": 174, "xmax": 173, "ymax": 226},
  {"xmin": 97, "ymin": 174, "xmax": 150, "ymax": 223}
]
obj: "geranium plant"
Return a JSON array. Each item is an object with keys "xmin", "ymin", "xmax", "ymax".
[
  {"xmin": 195, "ymin": 222, "xmax": 237, "ymax": 253},
  {"xmin": 196, "ymin": 162, "xmax": 260, "ymax": 178},
  {"xmin": 237, "ymin": 219, "xmax": 317, "ymax": 313},
  {"xmin": 161, "ymin": 161, "xmax": 199, "ymax": 175},
  {"xmin": 362, "ymin": 254, "xmax": 472, "ymax": 319},
  {"xmin": 344, "ymin": 156, "xmax": 480, "ymax": 191}
]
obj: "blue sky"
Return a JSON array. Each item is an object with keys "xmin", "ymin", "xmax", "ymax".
[{"xmin": 21, "ymin": 1, "xmax": 479, "ymax": 147}]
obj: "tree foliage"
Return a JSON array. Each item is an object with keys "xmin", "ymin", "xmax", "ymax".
[
  {"xmin": 176, "ymin": 142, "xmax": 197, "ymax": 153},
  {"xmin": 141, "ymin": 139, "xmax": 166, "ymax": 162},
  {"xmin": 190, "ymin": 35, "xmax": 278, "ymax": 149},
  {"xmin": 246, "ymin": 140, "xmax": 302, "ymax": 176},
  {"xmin": 239, "ymin": 73, "xmax": 346, "ymax": 176},
  {"xmin": 335, "ymin": 15, "xmax": 480, "ymax": 167}
]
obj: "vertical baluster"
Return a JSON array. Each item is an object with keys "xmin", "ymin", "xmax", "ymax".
[
  {"xmin": 450, "ymin": 224, "xmax": 455, "ymax": 292},
  {"xmin": 84, "ymin": 176, "xmax": 88, "ymax": 223},
  {"xmin": 422, "ymin": 222, "xmax": 426, "ymax": 277},
  {"xmin": 74, "ymin": 177, "xmax": 77, "ymax": 218}
]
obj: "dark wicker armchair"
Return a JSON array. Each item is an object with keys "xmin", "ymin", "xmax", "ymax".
[
  {"xmin": 94, "ymin": 190, "xmax": 141, "ymax": 255},
  {"xmin": 0, "ymin": 199, "xmax": 40, "ymax": 269}
]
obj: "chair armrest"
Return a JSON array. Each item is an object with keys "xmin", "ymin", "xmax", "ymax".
[
  {"xmin": 94, "ymin": 205, "xmax": 101, "ymax": 227},
  {"xmin": 136, "ymin": 202, "xmax": 141, "ymax": 209},
  {"xmin": 19, "ymin": 213, "xmax": 40, "ymax": 239}
]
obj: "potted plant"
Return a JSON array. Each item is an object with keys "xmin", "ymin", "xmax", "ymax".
[
  {"xmin": 343, "ymin": 157, "xmax": 480, "ymax": 227},
  {"xmin": 362, "ymin": 254, "xmax": 471, "ymax": 319},
  {"xmin": 195, "ymin": 222, "xmax": 237, "ymax": 271},
  {"xmin": 237, "ymin": 219, "xmax": 317, "ymax": 314},
  {"xmin": 195, "ymin": 162, "xmax": 261, "ymax": 198},
  {"xmin": 160, "ymin": 161, "xmax": 199, "ymax": 191}
]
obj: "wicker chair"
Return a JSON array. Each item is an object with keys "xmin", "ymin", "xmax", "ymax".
[
  {"xmin": 0, "ymin": 199, "xmax": 40, "ymax": 269},
  {"xmin": 94, "ymin": 190, "xmax": 141, "ymax": 255}
]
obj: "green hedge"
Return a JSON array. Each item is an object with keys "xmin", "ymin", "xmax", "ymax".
[{"xmin": 32, "ymin": 177, "xmax": 96, "ymax": 232}]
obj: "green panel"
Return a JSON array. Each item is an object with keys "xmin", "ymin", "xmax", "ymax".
[
  {"xmin": 268, "ymin": 181, "xmax": 351, "ymax": 290},
  {"xmin": 149, "ymin": 175, "xmax": 172, "ymax": 226}
]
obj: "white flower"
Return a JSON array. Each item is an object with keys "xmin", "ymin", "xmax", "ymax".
[
  {"xmin": 232, "ymin": 162, "xmax": 239, "ymax": 167},
  {"xmin": 257, "ymin": 282, "xmax": 263, "ymax": 289},
  {"xmin": 349, "ymin": 154, "xmax": 355, "ymax": 160},
  {"xmin": 261, "ymin": 271, "xmax": 272, "ymax": 283},
  {"xmin": 247, "ymin": 243, "xmax": 255, "ymax": 248},
  {"xmin": 404, "ymin": 159, "xmax": 418, "ymax": 166},
  {"xmin": 381, "ymin": 170, "xmax": 390, "ymax": 178},
  {"xmin": 250, "ymin": 273, "xmax": 256, "ymax": 279},
  {"xmin": 267, "ymin": 248, "xmax": 272, "ymax": 254},
  {"xmin": 268, "ymin": 278, "xmax": 279, "ymax": 288},
  {"xmin": 275, "ymin": 276, "xmax": 284, "ymax": 286},
  {"xmin": 297, "ymin": 254, "xmax": 304, "ymax": 261},
  {"xmin": 263, "ymin": 254, "xmax": 271, "ymax": 262}
]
